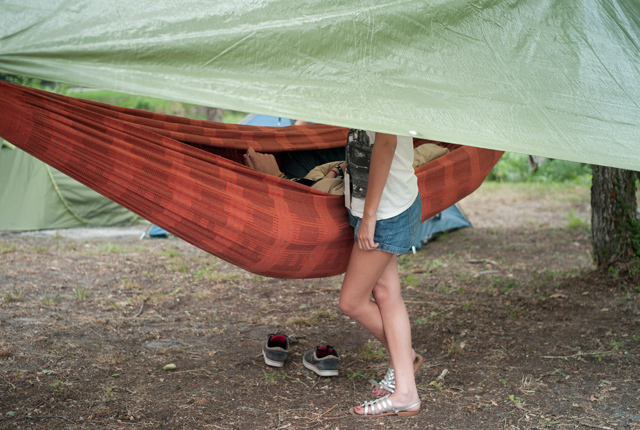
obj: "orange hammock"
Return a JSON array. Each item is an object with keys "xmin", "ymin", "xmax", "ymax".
[{"xmin": 0, "ymin": 82, "xmax": 503, "ymax": 278}]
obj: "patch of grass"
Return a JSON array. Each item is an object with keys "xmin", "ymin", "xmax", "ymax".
[
  {"xmin": 487, "ymin": 276, "xmax": 520, "ymax": 295},
  {"xmin": 74, "ymin": 285, "xmax": 87, "ymax": 301},
  {"xmin": 104, "ymin": 386, "xmax": 114, "ymax": 401},
  {"xmin": 405, "ymin": 274, "xmax": 420, "ymax": 287},
  {"xmin": 429, "ymin": 311, "xmax": 444, "ymax": 321},
  {"xmin": 609, "ymin": 335, "xmax": 624, "ymax": 352},
  {"xmin": 195, "ymin": 291, "xmax": 212, "ymax": 300},
  {"xmin": 162, "ymin": 248, "xmax": 181, "ymax": 258},
  {"xmin": 262, "ymin": 370, "xmax": 287, "ymax": 384},
  {"xmin": 41, "ymin": 295, "xmax": 52, "ymax": 306},
  {"xmin": 509, "ymin": 308, "xmax": 522, "ymax": 320},
  {"xmin": 0, "ymin": 241, "xmax": 17, "ymax": 254},
  {"xmin": 288, "ymin": 309, "xmax": 333, "ymax": 326},
  {"xmin": 426, "ymin": 259, "xmax": 445, "ymax": 271},
  {"xmin": 567, "ymin": 209, "xmax": 590, "ymax": 231},
  {"xmin": 170, "ymin": 260, "xmax": 188, "ymax": 272},
  {"xmin": 360, "ymin": 340, "xmax": 386, "ymax": 360},
  {"xmin": 347, "ymin": 369, "xmax": 371, "ymax": 380},
  {"xmin": 508, "ymin": 394, "xmax": 523, "ymax": 404},
  {"xmin": 4, "ymin": 289, "xmax": 24, "ymax": 304},
  {"xmin": 102, "ymin": 242, "xmax": 125, "ymax": 254},
  {"xmin": 31, "ymin": 245, "xmax": 48, "ymax": 253},
  {"xmin": 448, "ymin": 339, "xmax": 465, "ymax": 356},
  {"xmin": 50, "ymin": 379, "xmax": 63, "ymax": 393}
]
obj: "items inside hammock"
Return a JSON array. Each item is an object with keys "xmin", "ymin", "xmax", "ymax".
[{"xmin": 0, "ymin": 82, "xmax": 503, "ymax": 278}]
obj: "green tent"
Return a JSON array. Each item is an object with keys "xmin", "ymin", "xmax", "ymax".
[
  {"xmin": 0, "ymin": 1, "xmax": 638, "ymax": 170},
  {"xmin": 0, "ymin": 140, "xmax": 140, "ymax": 231}
]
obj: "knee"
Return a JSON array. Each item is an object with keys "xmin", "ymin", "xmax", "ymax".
[
  {"xmin": 372, "ymin": 281, "xmax": 398, "ymax": 305},
  {"xmin": 338, "ymin": 295, "xmax": 358, "ymax": 318}
]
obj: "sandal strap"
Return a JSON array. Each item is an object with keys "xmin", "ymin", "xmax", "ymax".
[
  {"xmin": 392, "ymin": 400, "xmax": 422, "ymax": 414},
  {"xmin": 361, "ymin": 395, "xmax": 393, "ymax": 415},
  {"xmin": 376, "ymin": 368, "xmax": 395, "ymax": 393},
  {"xmin": 360, "ymin": 395, "xmax": 421, "ymax": 416}
]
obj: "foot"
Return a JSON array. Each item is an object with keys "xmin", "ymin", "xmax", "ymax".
[
  {"xmin": 372, "ymin": 352, "xmax": 423, "ymax": 396},
  {"xmin": 351, "ymin": 394, "xmax": 420, "ymax": 417}
]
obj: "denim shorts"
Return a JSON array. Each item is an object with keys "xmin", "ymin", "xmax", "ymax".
[{"xmin": 348, "ymin": 194, "xmax": 422, "ymax": 255}]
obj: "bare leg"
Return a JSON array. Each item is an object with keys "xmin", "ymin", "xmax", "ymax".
[{"xmin": 339, "ymin": 245, "xmax": 420, "ymax": 413}]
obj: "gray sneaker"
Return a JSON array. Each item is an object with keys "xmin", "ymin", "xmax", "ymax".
[
  {"xmin": 262, "ymin": 333, "xmax": 290, "ymax": 367},
  {"xmin": 303, "ymin": 345, "xmax": 340, "ymax": 377}
]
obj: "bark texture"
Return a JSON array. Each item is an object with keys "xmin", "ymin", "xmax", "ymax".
[
  {"xmin": 591, "ymin": 165, "xmax": 638, "ymax": 267},
  {"xmin": 206, "ymin": 107, "xmax": 223, "ymax": 123}
]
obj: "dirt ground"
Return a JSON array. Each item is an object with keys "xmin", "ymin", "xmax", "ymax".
[{"xmin": 1, "ymin": 182, "xmax": 639, "ymax": 430}]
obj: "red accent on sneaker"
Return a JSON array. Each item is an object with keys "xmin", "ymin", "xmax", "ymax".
[
  {"xmin": 316, "ymin": 346, "xmax": 333, "ymax": 358},
  {"xmin": 269, "ymin": 335, "xmax": 287, "ymax": 346}
]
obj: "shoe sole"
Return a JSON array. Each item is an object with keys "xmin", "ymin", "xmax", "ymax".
[
  {"xmin": 303, "ymin": 358, "xmax": 338, "ymax": 377},
  {"xmin": 349, "ymin": 407, "xmax": 419, "ymax": 417},
  {"xmin": 263, "ymin": 350, "xmax": 285, "ymax": 368}
]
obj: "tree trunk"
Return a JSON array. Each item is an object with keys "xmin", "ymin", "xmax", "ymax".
[
  {"xmin": 591, "ymin": 165, "xmax": 638, "ymax": 267},
  {"xmin": 206, "ymin": 107, "xmax": 223, "ymax": 123}
]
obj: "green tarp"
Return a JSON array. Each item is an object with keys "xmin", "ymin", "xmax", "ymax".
[
  {"xmin": 0, "ymin": 143, "xmax": 140, "ymax": 231},
  {"xmin": 0, "ymin": 1, "xmax": 638, "ymax": 170}
]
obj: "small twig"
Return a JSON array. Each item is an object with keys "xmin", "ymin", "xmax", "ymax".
[
  {"xmin": 578, "ymin": 421, "xmax": 613, "ymax": 430},
  {"xmin": 304, "ymin": 404, "xmax": 340, "ymax": 424},
  {"xmin": 468, "ymin": 259, "xmax": 498, "ymax": 265},
  {"xmin": 307, "ymin": 377, "xmax": 321, "ymax": 394},
  {"xmin": 541, "ymin": 350, "xmax": 609, "ymax": 359},
  {"xmin": 25, "ymin": 415, "xmax": 75, "ymax": 424},
  {"xmin": 234, "ymin": 353, "xmax": 261, "ymax": 367},
  {"xmin": 134, "ymin": 294, "xmax": 151, "ymax": 318},
  {"xmin": 436, "ymin": 368, "xmax": 449, "ymax": 381},
  {"xmin": 177, "ymin": 368, "xmax": 213, "ymax": 376},
  {"xmin": 474, "ymin": 270, "xmax": 499, "ymax": 277}
]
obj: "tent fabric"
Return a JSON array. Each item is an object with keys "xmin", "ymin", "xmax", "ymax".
[
  {"xmin": 410, "ymin": 205, "xmax": 472, "ymax": 252},
  {"xmin": 0, "ymin": 1, "xmax": 638, "ymax": 171},
  {"xmin": 0, "ymin": 142, "xmax": 140, "ymax": 231},
  {"xmin": 0, "ymin": 82, "xmax": 502, "ymax": 278}
]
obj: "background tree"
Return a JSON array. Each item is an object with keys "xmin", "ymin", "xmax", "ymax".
[
  {"xmin": 206, "ymin": 107, "xmax": 223, "ymax": 123},
  {"xmin": 591, "ymin": 165, "xmax": 639, "ymax": 268}
]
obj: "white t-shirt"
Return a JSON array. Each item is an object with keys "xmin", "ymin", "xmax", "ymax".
[{"xmin": 344, "ymin": 130, "xmax": 419, "ymax": 220}]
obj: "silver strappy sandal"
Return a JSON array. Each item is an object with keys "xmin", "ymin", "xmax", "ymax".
[
  {"xmin": 372, "ymin": 367, "xmax": 396, "ymax": 394},
  {"xmin": 350, "ymin": 394, "xmax": 420, "ymax": 417},
  {"xmin": 371, "ymin": 354, "xmax": 424, "ymax": 395}
]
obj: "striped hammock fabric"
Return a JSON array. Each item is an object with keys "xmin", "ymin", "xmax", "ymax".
[{"xmin": 0, "ymin": 82, "xmax": 503, "ymax": 278}]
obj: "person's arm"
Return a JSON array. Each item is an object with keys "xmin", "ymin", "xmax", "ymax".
[
  {"xmin": 244, "ymin": 147, "xmax": 284, "ymax": 177},
  {"xmin": 357, "ymin": 133, "xmax": 397, "ymax": 251},
  {"xmin": 325, "ymin": 162, "xmax": 346, "ymax": 179}
]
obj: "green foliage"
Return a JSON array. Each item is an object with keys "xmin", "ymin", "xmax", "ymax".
[
  {"xmin": 3, "ymin": 74, "xmax": 247, "ymax": 122},
  {"xmin": 359, "ymin": 340, "xmax": 386, "ymax": 359},
  {"xmin": 74, "ymin": 285, "xmax": 87, "ymax": 301},
  {"xmin": 1, "ymin": 74, "xmax": 69, "ymax": 94},
  {"xmin": 4, "ymin": 288, "xmax": 23, "ymax": 304},
  {"xmin": 347, "ymin": 369, "xmax": 370, "ymax": 380},
  {"xmin": 0, "ymin": 240, "xmax": 17, "ymax": 254},
  {"xmin": 567, "ymin": 210, "xmax": 590, "ymax": 231},
  {"xmin": 487, "ymin": 152, "xmax": 591, "ymax": 185}
]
